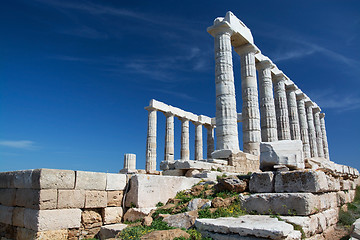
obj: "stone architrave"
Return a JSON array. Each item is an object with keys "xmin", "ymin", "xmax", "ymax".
[
  {"xmin": 208, "ymin": 20, "xmax": 240, "ymax": 153},
  {"xmin": 164, "ymin": 112, "xmax": 175, "ymax": 161},
  {"xmin": 256, "ymin": 58, "xmax": 278, "ymax": 142},
  {"xmin": 194, "ymin": 122, "xmax": 203, "ymax": 160},
  {"xmin": 313, "ymin": 108, "xmax": 324, "ymax": 158},
  {"xmin": 319, "ymin": 113, "xmax": 330, "ymax": 160},
  {"xmin": 145, "ymin": 106, "xmax": 157, "ymax": 172},
  {"xmin": 286, "ymin": 84, "xmax": 301, "ymax": 140},
  {"xmin": 296, "ymin": 93, "xmax": 311, "ymax": 159},
  {"xmin": 236, "ymin": 44, "xmax": 261, "ymax": 155},
  {"xmin": 305, "ymin": 102, "xmax": 318, "ymax": 157},
  {"xmin": 180, "ymin": 118, "xmax": 190, "ymax": 161},
  {"xmin": 205, "ymin": 125, "xmax": 215, "ymax": 159},
  {"xmin": 273, "ymin": 73, "xmax": 291, "ymax": 140}
]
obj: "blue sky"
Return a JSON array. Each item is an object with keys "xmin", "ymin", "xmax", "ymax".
[{"xmin": 1, "ymin": 0, "xmax": 360, "ymax": 173}]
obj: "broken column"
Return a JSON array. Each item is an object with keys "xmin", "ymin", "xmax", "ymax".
[
  {"xmin": 164, "ymin": 112, "xmax": 174, "ymax": 161},
  {"xmin": 207, "ymin": 19, "xmax": 240, "ymax": 155},
  {"xmin": 145, "ymin": 106, "xmax": 157, "ymax": 172},
  {"xmin": 273, "ymin": 73, "xmax": 291, "ymax": 140},
  {"xmin": 194, "ymin": 122, "xmax": 203, "ymax": 160},
  {"xmin": 319, "ymin": 113, "xmax": 330, "ymax": 160},
  {"xmin": 180, "ymin": 118, "xmax": 190, "ymax": 160},
  {"xmin": 236, "ymin": 44, "xmax": 261, "ymax": 155},
  {"xmin": 305, "ymin": 101, "xmax": 318, "ymax": 157},
  {"xmin": 286, "ymin": 84, "xmax": 301, "ymax": 140},
  {"xmin": 256, "ymin": 57, "xmax": 278, "ymax": 142},
  {"xmin": 296, "ymin": 93, "xmax": 311, "ymax": 158},
  {"xmin": 120, "ymin": 154, "xmax": 136, "ymax": 173},
  {"xmin": 313, "ymin": 107, "xmax": 325, "ymax": 158}
]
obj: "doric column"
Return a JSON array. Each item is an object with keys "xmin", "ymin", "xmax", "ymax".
[
  {"xmin": 145, "ymin": 107, "xmax": 157, "ymax": 172},
  {"xmin": 180, "ymin": 118, "xmax": 190, "ymax": 160},
  {"xmin": 208, "ymin": 22, "xmax": 239, "ymax": 152},
  {"xmin": 124, "ymin": 153, "xmax": 136, "ymax": 171},
  {"xmin": 273, "ymin": 73, "xmax": 291, "ymax": 140},
  {"xmin": 205, "ymin": 125, "xmax": 215, "ymax": 159},
  {"xmin": 313, "ymin": 107, "xmax": 324, "ymax": 158},
  {"xmin": 164, "ymin": 112, "xmax": 174, "ymax": 161},
  {"xmin": 286, "ymin": 84, "xmax": 301, "ymax": 140},
  {"xmin": 236, "ymin": 44, "xmax": 261, "ymax": 155},
  {"xmin": 256, "ymin": 58, "xmax": 277, "ymax": 142},
  {"xmin": 296, "ymin": 93, "xmax": 311, "ymax": 158},
  {"xmin": 194, "ymin": 122, "xmax": 203, "ymax": 160},
  {"xmin": 320, "ymin": 113, "xmax": 330, "ymax": 160},
  {"xmin": 305, "ymin": 101, "xmax": 318, "ymax": 157}
]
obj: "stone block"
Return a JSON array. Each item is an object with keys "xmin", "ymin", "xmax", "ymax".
[
  {"xmin": 163, "ymin": 211, "xmax": 198, "ymax": 229},
  {"xmin": 102, "ymin": 207, "xmax": 123, "ymax": 224},
  {"xmin": 32, "ymin": 169, "xmax": 75, "ymax": 189},
  {"xmin": 75, "ymin": 171, "xmax": 106, "ymax": 190},
  {"xmin": 274, "ymin": 170, "xmax": 328, "ymax": 193},
  {"xmin": 249, "ymin": 172, "xmax": 274, "ymax": 193},
  {"xmin": 81, "ymin": 209, "xmax": 102, "ymax": 229},
  {"xmin": 16, "ymin": 228, "xmax": 68, "ymax": 240},
  {"xmin": 99, "ymin": 223, "xmax": 127, "ymax": 240},
  {"xmin": 0, "ymin": 205, "xmax": 13, "ymax": 225},
  {"xmin": 57, "ymin": 190, "xmax": 85, "ymax": 209},
  {"xmin": 85, "ymin": 190, "xmax": 107, "ymax": 208},
  {"xmin": 318, "ymin": 192, "xmax": 337, "ymax": 210},
  {"xmin": 125, "ymin": 174, "xmax": 201, "ymax": 208},
  {"xmin": 174, "ymin": 160, "xmax": 214, "ymax": 170},
  {"xmin": 0, "ymin": 189, "xmax": 16, "ymax": 206},
  {"xmin": 351, "ymin": 218, "xmax": 360, "ymax": 239},
  {"xmin": 260, "ymin": 140, "xmax": 304, "ymax": 171},
  {"xmin": 211, "ymin": 149, "xmax": 233, "ymax": 159},
  {"xmin": 107, "ymin": 191, "xmax": 123, "ymax": 207},
  {"xmin": 15, "ymin": 189, "xmax": 57, "ymax": 210},
  {"xmin": 123, "ymin": 207, "xmax": 154, "ymax": 222},
  {"xmin": 106, "ymin": 173, "xmax": 127, "ymax": 191},
  {"xmin": 13, "ymin": 170, "xmax": 34, "ymax": 189},
  {"xmin": 12, "ymin": 207, "xmax": 25, "ymax": 227},
  {"xmin": 23, "ymin": 208, "xmax": 81, "ymax": 231},
  {"xmin": 239, "ymin": 192, "xmax": 321, "ymax": 216},
  {"xmin": 162, "ymin": 169, "xmax": 186, "ymax": 176},
  {"xmin": 160, "ymin": 160, "xmax": 176, "ymax": 171},
  {"xmin": 0, "ymin": 172, "xmax": 15, "ymax": 188}
]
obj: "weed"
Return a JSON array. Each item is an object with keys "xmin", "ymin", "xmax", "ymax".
[
  {"xmin": 156, "ymin": 202, "xmax": 164, "ymax": 207},
  {"xmin": 198, "ymin": 200, "xmax": 245, "ymax": 219}
]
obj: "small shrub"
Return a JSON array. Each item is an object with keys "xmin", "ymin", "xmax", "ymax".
[
  {"xmin": 130, "ymin": 202, "xmax": 136, "ymax": 208},
  {"xmin": 215, "ymin": 190, "xmax": 238, "ymax": 199},
  {"xmin": 216, "ymin": 167, "xmax": 223, "ymax": 172},
  {"xmin": 156, "ymin": 202, "xmax": 164, "ymax": 207},
  {"xmin": 176, "ymin": 190, "xmax": 195, "ymax": 204},
  {"xmin": 118, "ymin": 226, "xmax": 152, "ymax": 240},
  {"xmin": 198, "ymin": 200, "xmax": 245, "ymax": 219}
]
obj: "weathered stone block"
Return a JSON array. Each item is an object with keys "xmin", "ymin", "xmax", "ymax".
[
  {"xmin": 84, "ymin": 191, "xmax": 107, "ymax": 208},
  {"xmin": 32, "ymin": 169, "xmax": 75, "ymax": 189},
  {"xmin": 102, "ymin": 207, "xmax": 123, "ymax": 224},
  {"xmin": 107, "ymin": 191, "xmax": 123, "ymax": 207},
  {"xmin": 0, "ymin": 189, "xmax": 16, "ymax": 206},
  {"xmin": 125, "ymin": 174, "xmax": 201, "ymax": 208},
  {"xmin": 123, "ymin": 207, "xmax": 154, "ymax": 222},
  {"xmin": 57, "ymin": 190, "xmax": 85, "ymax": 209},
  {"xmin": 163, "ymin": 211, "xmax": 198, "ymax": 229},
  {"xmin": 162, "ymin": 169, "xmax": 186, "ymax": 176},
  {"xmin": 274, "ymin": 170, "xmax": 328, "ymax": 193},
  {"xmin": 99, "ymin": 223, "xmax": 127, "ymax": 240},
  {"xmin": 75, "ymin": 171, "xmax": 106, "ymax": 190},
  {"xmin": 260, "ymin": 140, "xmax": 304, "ymax": 170},
  {"xmin": 106, "ymin": 173, "xmax": 127, "ymax": 191},
  {"xmin": 174, "ymin": 160, "xmax": 214, "ymax": 170},
  {"xmin": 13, "ymin": 170, "xmax": 34, "ymax": 189},
  {"xmin": 351, "ymin": 218, "xmax": 360, "ymax": 239},
  {"xmin": 12, "ymin": 207, "xmax": 25, "ymax": 227},
  {"xmin": 0, "ymin": 205, "xmax": 13, "ymax": 225},
  {"xmin": 0, "ymin": 172, "xmax": 15, "ymax": 188},
  {"xmin": 16, "ymin": 227, "xmax": 68, "ymax": 240},
  {"xmin": 15, "ymin": 189, "xmax": 57, "ymax": 209},
  {"xmin": 24, "ymin": 208, "xmax": 81, "ymax": 231},
  {"xmin": 249, "ymin": 172, "xmax": 274, "ymax": 193},
  {"xmin": 81, "ymin": 209, "xmax": 103, "ymax": 229}
]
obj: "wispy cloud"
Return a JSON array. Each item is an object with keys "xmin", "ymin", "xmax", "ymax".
[
  {"xmin": 0, "ymin": 140, "xmax": 39, "ymax": 150},
  {"xmin": 150, "ymin": 88, "xmax": 197, "ymax": 102}
]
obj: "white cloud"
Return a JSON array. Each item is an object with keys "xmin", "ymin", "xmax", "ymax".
[{"xmin": 0, "ymin": 140, "xmax": 38, "ymax": 150}]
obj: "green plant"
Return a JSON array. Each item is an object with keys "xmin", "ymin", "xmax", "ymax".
[
  {"xmin": 339, "ymin": 186, "xmax": 360, "ymax": 227},
  {"xmin": 176, "ymin": 190, "xmax": 196, "ymax": 204},
  {"xmin": 156, "ymin": 202, "xmax": 164, "ymax": 207},
  {"xmin": 130, "ymin": 202, "xmax": 136, "ymax": 208},
  {"xmin": 216, "ymin": 167, "xmax": 223, "ymax": 172},
  {"xmin": 215, "ymin": 190, "xmax": 238, "ymax": 199},
  {"xmin": 118, "ymin": 226, "xmax": 153, "ymax": 240},
  {"xmin": 198, "ymin": 200, "xmax": 245, "ymax": 219}
]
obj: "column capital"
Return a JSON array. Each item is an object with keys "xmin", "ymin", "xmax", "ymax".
[
  {"xmin": 296, "ymin": 92, "xmax": 306, "ymax": 101},
  {"xmin": 207, "ymin": 21, "xmax": 233, "ymax": 37},
  {"xmin": 305, "ymin": 101, "xmax": 314, "ymax": 107},
  {"xmin": 285, "ymin": 83, "xmax": 298, "ymax": 92},
  {"xmin": 178, "ymin": 116, "xmax": 189, "ymax": 122},
  {"xmin": 163, "ymin": 111, "xmax": 174, "ymax": 117},
  {"xmin": 273, "ymin": 72, "xmax": 286, "ymax": 82},
  {"xmin": 319, "ymin": 112, "xmax": 325, "ymax": 118},
  {"xmin": 192, "ymin": 121, "xmax": 202, "ymax": 126},
  {"xmin": 313, "ymin": 107, "xmax": 321, "ymax": 113},
  {"xmin": 234, "ymin": 43, "xmax": 260, "ymax": 55},
  {"xmin": 145, "ymin": 106, "xmax": 157, "ymax": 112},
  {"xmin": 256, "ymin": 58, "xmax": 273, "ymax": 70}
]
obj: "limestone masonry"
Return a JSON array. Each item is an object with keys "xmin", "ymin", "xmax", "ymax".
[{"xmin": 1, "ymin": 11, "xmax": 359, "ymax": 240}]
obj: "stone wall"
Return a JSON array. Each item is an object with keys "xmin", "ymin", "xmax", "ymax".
[{"xmin": 0, "ymin": 169, "xmax": 127, "ymax": 240}]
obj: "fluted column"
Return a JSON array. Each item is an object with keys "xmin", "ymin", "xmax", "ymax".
[
  {"xmin": 205, "ymin": 125, "xmax": 215, "ymax": 159},
  {"xmin": 286, "ymin": 84, "xmax": 301, "ymax": 140},
  {"xmin": 313, "ymin": 108, "xmax": 324, "ymax": 158},
  {"xmin": 236, "ymin": 44, "xmax": 261, "ymax": 155},
  {"xmin": 319, "ymin": 113, "xmax": 330, "ymax": 160},
  {"xmin": 256, "ymin": 59, "xmax": 277, "ymax": 142},
  {"xmin": 180, "ymin": 118, "xmax": 190, "ymax": 160},
  {"xmin": 145, "ymin": 107, "xmax": 157, "ymax": 172},
  {"xmin": 273, "ymin": 73, "xmax": 291, "ymax": 140},
  {"xmin": 208, "ymin": 23, "xmax": 239, "ymax": 152},
  {"xmin": 296, "ymin": 93, "xmax": 311, "ymax": 158},
  {"xmin": 164, "ymin": 112, "xmax": 174, "ymax": 161},
  {"xmin": 305, "ymin": 101, "xmax": 318, "ymax": 157},
  {"xmin": 194, "ymin": 123, "xmax": 203, "ymax": 160}
]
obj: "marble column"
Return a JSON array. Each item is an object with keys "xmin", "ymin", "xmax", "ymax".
[
  {"xmin": 305, "ymin": 101, "xmax": 318, "ymax": 157},
  {"xmin": 205, "ymin": 125, "xmax": 215, "ymax": 159},
  {"xmin": 180, "ymin": 118, "xmax": 190, "ymax": 160},
  {"xmin": 313, "ymin": 108, "xmax": 325, "ymax": 158},
  {"xmin": 236, "ymin": 44, "xmax": 261, "ymax": 155},
  {"xmin": 273, "ymin": 73, "xmax": 291, "ymax": 140},
  {"xmin": 256, "ymin": 59, "xmax": 278, "ymax": 142},
  {"xmin": 164, "ymin": 112, "xmax": 174, "ymax": 161},
  {"xmin": 145, "ymin": 107, "xmax": 157, "ymax": 172},
  {"xmin": 208, "ymin": 23, "xmax": 239, "ymax": 152},
  {"xmin": 124, "ymin": 153, "xmax": 136, "ymax": 171},
  {"xmin": 296, "ymin": 93, "xmax": 311, "ymax": 158},
  {"xmin": 320, "ymin": 113, "xmax": 330, "ymax": 160},
  {"xmin": 194, "ymin": 122, "xmax": 203, "ymax": 160},
  {"xmin": 286, "ymin": 84, "xmax": 301, "ymax": 140}
]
